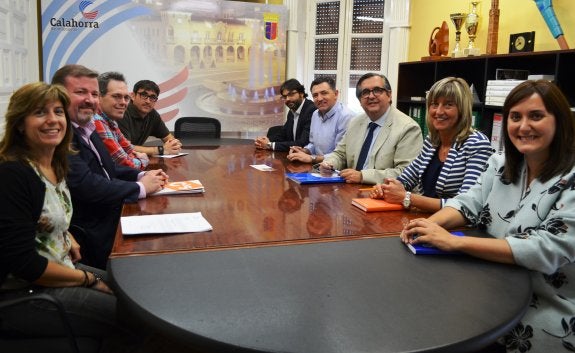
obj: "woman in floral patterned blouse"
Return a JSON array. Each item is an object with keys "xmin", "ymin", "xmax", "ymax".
[{"xmin": 402, "ymin": 80, "xmax": 575, "ymax": 352}]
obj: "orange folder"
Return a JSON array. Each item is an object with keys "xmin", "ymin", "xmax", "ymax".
[{"xmin": 351, "ymin": 198, "xmax": 404, "ymax": 212}]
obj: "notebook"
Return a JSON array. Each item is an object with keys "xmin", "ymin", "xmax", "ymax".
[
  {"xmin": 406, "ymin": 231, "xmax": 465, "ymax": 255},
  {"xmin": 153, "ymin": 180, "xmax": 205, "ymax": 195},
  {"xmin": 285, "ymin": 172, "xmax": 345, "ymax": 184},
  {"xmin": 351, "ymin": 198, "xmax": 404, "ymax": 212}
]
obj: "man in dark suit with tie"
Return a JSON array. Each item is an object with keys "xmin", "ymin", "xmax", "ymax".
[
  {"xmin": 254, "ymin": 79, "xmax": 316, "ymax": 152},
  {"xmin": 51, "ymin": 64, "xmax": 168, "ymax": 269}
]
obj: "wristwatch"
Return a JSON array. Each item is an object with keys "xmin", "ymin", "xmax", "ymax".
[
  {"xmin": 402, "ymin": 191, "xmax": 412, "ymax": 209},
  {"xmin": 266, "ymin": 142, "xmax": 272, "ymax": 150},
  {"xmin": 311, "ymin": 154, "xmax": 317, "ymax": 164}
]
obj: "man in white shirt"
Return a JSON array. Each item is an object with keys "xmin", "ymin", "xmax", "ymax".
[{"xmin": 287, "ymin": 76, "xmax": 354, "ymax": 164}]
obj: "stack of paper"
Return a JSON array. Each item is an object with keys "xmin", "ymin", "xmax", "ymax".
[
  {"xmin": 154, "ymin": 180, "xmax": 204, "ymax": 195},
  {"xmin": 484, "ymin": 80, "xmax": 525, "ymax": 106},
  {"xmin": 121, "ymin": 212, "xmax": 213, "ymax": 235}
]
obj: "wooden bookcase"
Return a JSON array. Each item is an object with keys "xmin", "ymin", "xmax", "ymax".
[{"xmin": 396, "ymin": 49, "xmax": 575, "ymax": 138}]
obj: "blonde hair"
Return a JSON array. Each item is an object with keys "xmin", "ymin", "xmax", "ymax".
[
  {"xmin": 426, "ymin": 77, "xmax": 474, "ymax": 146},
  {"xmin": 0, "ymin": 82, "xmax": 73, "ymax": 181}
]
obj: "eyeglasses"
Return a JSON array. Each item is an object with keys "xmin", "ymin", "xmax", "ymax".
[
  {"xmin": 280, "ymin": 90, "xmax": 300, "ymax": 100},
  {"xmin": 358, "ymin": 87, "xmax": 388, "ymax": 99},
  {"xmin": 107, "ymin": 93, "xmax": 131, "ymax": 102},
  {"xmin": 137, "ymin": 91, "xmax": 158, "ymax": 102}
]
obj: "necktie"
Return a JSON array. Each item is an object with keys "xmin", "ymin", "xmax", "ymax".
[
  {"xmin": 355, "ymin": 122, "xmax": 378, "ymax": 171},
  {"xmin": 78, "ymin": 128, "xmax": 110, "ymax": 180}
]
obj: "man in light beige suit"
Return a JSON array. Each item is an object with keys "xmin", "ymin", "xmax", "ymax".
[{"xmin": 320, "ymin": 73, "xmax": 422, "ymax": 185}]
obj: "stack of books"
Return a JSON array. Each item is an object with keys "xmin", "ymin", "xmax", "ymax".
[{"xmin": 484, "ymin": 80, "xmax": 525, "ymax": 106}]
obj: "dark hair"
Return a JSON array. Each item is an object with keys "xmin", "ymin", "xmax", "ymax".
[
  {"xmin": 133, "ymin": 80, "xmax": 160, "ymax": 96},
  {"xmin": 355, "ymin": 72, "xmax": 392, "ymax": 99},
  {"xmin": 0, "ymin": 82, "xmax": 74, "ymax": 181},
  {"xmin": 310, "ymin": 76, "xmax": 336, "ymax": 92},
  {"xmin": 426, "ymin": 77, "xmax": 474, "ymax": 146},
  {"xmin": 51, "ymin": 64, "xmax": 98, "ymax": 86},
  {"xmin": 502, "ymin": 80, "xmax": 575, "ymax": 183},
  {"xmin": 280, "ymin": 79, "xmax": 307, "ymax": 98},
  {"xmin": 98, "ymin": 71, "xmax": 127, "ymax": 96}
]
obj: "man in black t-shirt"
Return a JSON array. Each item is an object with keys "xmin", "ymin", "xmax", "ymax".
[{"xmin": 119, "ymin": 80, "xmax": 182, "ymax": 156}]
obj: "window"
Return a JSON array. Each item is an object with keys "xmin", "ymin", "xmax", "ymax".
[{"xmin": 307, "ymin": 0, "xmax": 409, "ymax": 113}]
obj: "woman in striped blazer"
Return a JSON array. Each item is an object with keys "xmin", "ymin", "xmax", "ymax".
[{"xmin": 370, "ymin": 77, "xmax": 494, "ymax": 212}]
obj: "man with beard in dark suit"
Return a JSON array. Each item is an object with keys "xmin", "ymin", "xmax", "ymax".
[{"xmin": 255, "ymin": 78, "xmax": 316, "ymax": 152}]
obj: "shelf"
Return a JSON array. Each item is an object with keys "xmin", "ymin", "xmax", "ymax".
[{"xmin": 397, "ymin": 49, "xmax": 575, "ymax": 139}]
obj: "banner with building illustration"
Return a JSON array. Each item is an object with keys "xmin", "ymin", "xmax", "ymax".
[{"xmin": 40, "ymin": 0, "xmax": 288, "ymax": 135}]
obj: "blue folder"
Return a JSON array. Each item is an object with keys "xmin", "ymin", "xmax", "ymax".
[
  {"xmin": 406, "ymin": 232, "xmax": 465, "ymax": 255},
  {"xmin": 285, "ymin": 172, "xmax": 345, "ymax": 184}
]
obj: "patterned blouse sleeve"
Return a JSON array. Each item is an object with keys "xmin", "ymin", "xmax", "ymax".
[
  {"xmin": 444, "ymin": 153, "xmax": 500, "ymax": 225},
  {"xmin": 506, "ymin": 172, "xmax": 575, "ymax": 274}
]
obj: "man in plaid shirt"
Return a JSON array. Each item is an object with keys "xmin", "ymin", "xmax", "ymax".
[{"xmin": 94, "ymin": 71, "xmax": 149, "ymax": 170}]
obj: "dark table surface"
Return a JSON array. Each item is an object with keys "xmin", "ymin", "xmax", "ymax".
[
  {"xmin": 110, "ymin": 236, "xmax": 531, "ymax": 353},
  {"xmin": 110, "ymin": 144, "xmax": 531, "ymax": 352}
]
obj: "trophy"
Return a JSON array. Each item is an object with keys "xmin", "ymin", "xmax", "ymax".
[
  {"xmin": 464, "ymin": 2, "xmax": 481, "ymax": 56},
  {"xmin": 450, "ymin": 13, "xmax": 466, "ymax": 58}
]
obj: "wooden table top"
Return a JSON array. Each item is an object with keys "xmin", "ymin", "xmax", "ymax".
[{"xmin": 111, "ymin": 145, "xmax": 430, "ymax": 257}]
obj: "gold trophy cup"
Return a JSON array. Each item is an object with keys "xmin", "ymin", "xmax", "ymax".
[
  {"xmin": 450, "ymin": 13, "xmax": 466, "ymax": 58},
  {"xmin": 464, "ymin": 2, "xmax": 481, "ymax": 56}
]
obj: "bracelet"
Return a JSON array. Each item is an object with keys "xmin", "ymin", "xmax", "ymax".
[
  {"xmin": 87, "ymin": 272, "xmax": 101, "ymax": 288},
  {"xmin": 81, "ymin": 270, "xmax": 89, "ymax": 287},
  {"xmin": 158, "ymin": 145, "xmax": 164, "ymax": 155}
]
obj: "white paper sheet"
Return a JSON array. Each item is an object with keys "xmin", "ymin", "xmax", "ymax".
[
  {"xmin": 153, "ymin": 152, "xmax": 189, "ymax": 158},
  {"xmin": 250, "ymin": 164, "xmax": 275, "ymax": 171},
  {"xmin": 121, "ymin": 212, "xmax": 213, "ymax": 235}
]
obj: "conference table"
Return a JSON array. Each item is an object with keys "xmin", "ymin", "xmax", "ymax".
[{"xmin": 109, "ymin": 142, "xmax": 531, "ymax": 353}]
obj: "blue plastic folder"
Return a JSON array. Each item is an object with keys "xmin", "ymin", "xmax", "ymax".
[
  {"xmin": 285, "ymin": 172, "xmax": 345, "ymax": 184},
  {"xmin": 406, "ymin": 231, "xmax": 465, "ymax": 255}
]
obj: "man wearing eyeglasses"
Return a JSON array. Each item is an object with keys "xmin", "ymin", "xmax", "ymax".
[
  {"xmin": 320, "ymin": 73, "xmax": 422, "ymax": 185},
  {"xmin": 93, "ymin": 72, "xmax": 150, "ymax": 170},
  {"xmin": 51, "ymin": 65, "xmax": 168, "ymax": 269},
  {"xmin": 254, "ymin": 78, "xmax": 316, "ymax": 151},
  {"xmin": 118, "ymin": 80, "xmax": 182, "ymax": 156}
]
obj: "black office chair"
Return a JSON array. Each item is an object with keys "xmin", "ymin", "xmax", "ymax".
[
  {"xmin": 174, "ymin": 117, "xmax": 221, "ymax": 139},
  {"xmin": 266, "ymin": 125, "xmax": 284, "ymax": 140},
  {"xmin": 0, "ymin": 293, "xmax": 100, "ymax": 353}
]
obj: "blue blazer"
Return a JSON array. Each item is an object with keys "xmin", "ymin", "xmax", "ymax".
[{"xmin": 67, "ymin": 127, "xmax": 140, "ymax": 269}]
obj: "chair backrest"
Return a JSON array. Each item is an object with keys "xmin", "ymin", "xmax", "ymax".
[
  {"xmin": 266, "ymin": 125, "xmax": 284, "ymax": 140},
  {"xmin": 0, "ymin": 293, "xmax": 100, "ymax": 353},
  {"xmin": 174, "ymin": 117, "xmax": 221, "ymax": 139}
]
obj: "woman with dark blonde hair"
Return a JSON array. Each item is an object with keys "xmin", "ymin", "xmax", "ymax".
[
  {"xmin": 402, "ymin": 80, "xmax": 575, "ymax": 351},
  {"xmin": 0, "ymin": 82, "xmax": 137, "ymax": 351},
  {"xmin": 370, "ymin": 77, "xmax": 493, "ymax": 212}
]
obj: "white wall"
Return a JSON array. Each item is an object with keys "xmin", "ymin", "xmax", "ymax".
[{"xmin": 0, "ymin": 0, "xmax": 39, "ymax": 126}]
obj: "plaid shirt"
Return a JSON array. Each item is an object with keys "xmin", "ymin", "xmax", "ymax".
[{"xmin": 93, "ymin": 113, "xmax": 148, "ymax": 170}]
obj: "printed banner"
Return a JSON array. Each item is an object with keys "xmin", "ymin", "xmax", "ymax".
[{"xmin": 41, "ymin": 0, "xmax": 288, "ymax": 134}]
